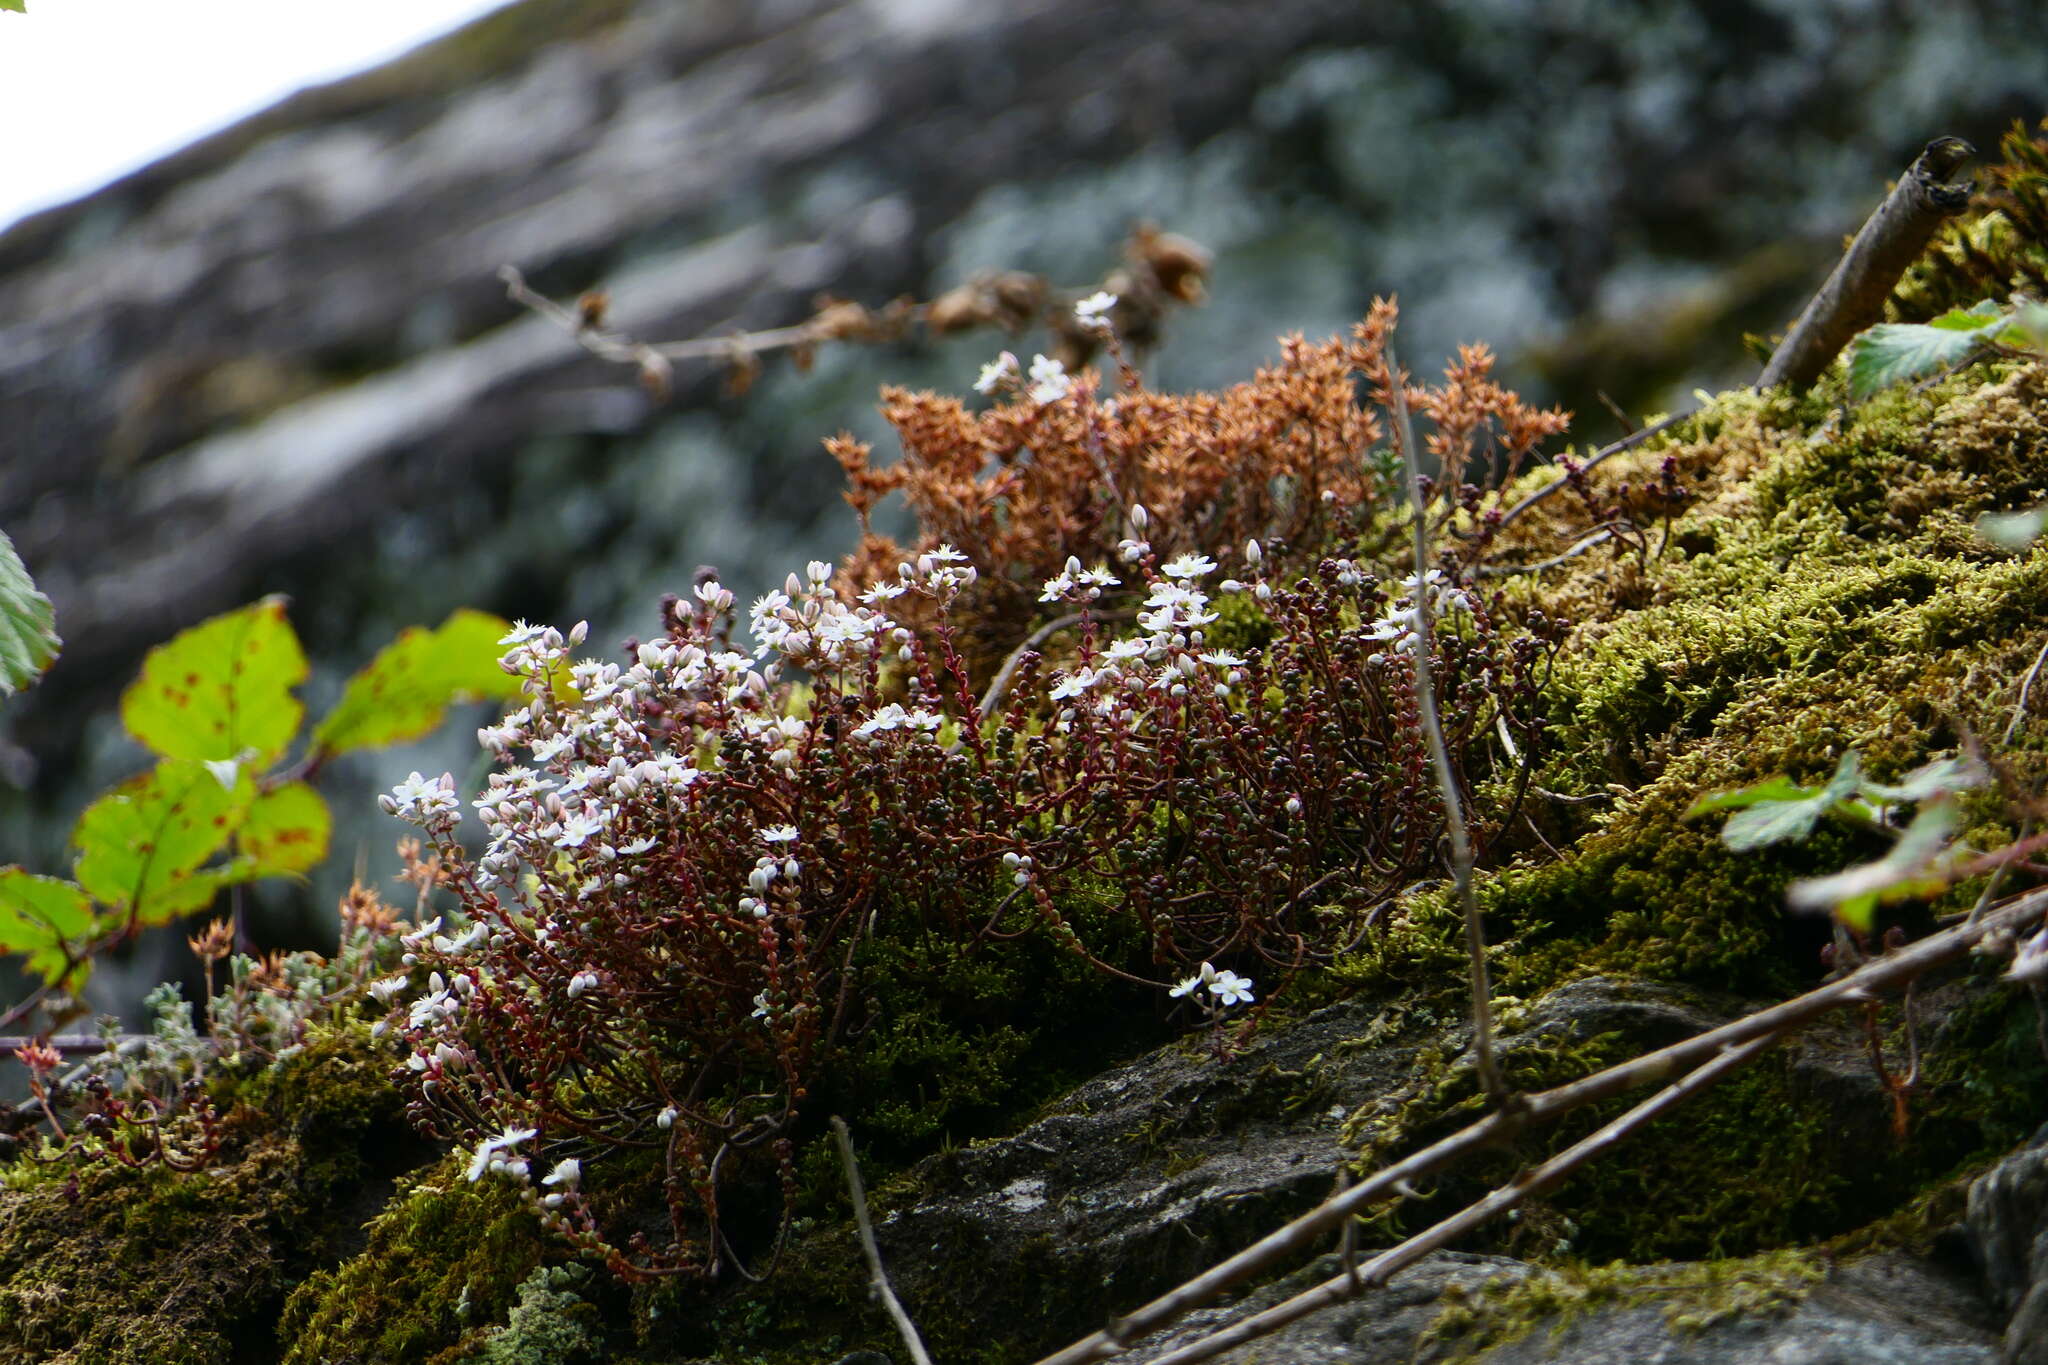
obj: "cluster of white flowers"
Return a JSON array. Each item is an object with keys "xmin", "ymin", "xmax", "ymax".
[
  {"xmin": 1168, "ymin": 960, "xmax": 1256, "ymax": 1009},
  {"xmin": 1361, "ymin": 568, "xmax": 1474, "ymax": 662},
  {"xmin": 1039, "ymin": 554, "xmax": 1121, "ymax": 604}
]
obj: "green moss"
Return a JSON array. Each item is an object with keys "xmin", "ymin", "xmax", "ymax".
[
  {"xmin": 460, "ymin": 1265, "xmax": 606, "ymax": 1365},
  {"xmin": 1421, "ymin": 1248, "xmax": 1827, "ymax": 1361},
  {"xmin": 277, "ymin": 1158, "xmax": 552, "ymax": 1365},
  {"xmin": 0, "ymin": 1024, "xmax": 416, "ymax": 1364}
]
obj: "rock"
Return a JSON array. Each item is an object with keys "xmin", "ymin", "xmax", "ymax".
[
  {"xmin": 1127, "ymin": 1247, "xmax": 1999, "ymax": 1364},
  {"xmin": 844, "ymin": 973, "xmax": 1966, "ymax": 1358},
  {"xmin": 1969, "ymin": 1122, "xmax": 2048, "ymax": 1365}
]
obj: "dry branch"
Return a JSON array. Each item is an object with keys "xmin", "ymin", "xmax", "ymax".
[
  {"xmin": 1390, "ymin": 348, "xmax": 1503, "ymax": 1105},
  {"xmin": 1757, "ymin": 136, "xmax": 1976, "ymax": 391},
  {"xmin": 833, "ymin": 1116, "xmax": 935, "ymax": 1365},
  {"xmin": 1146, "ymin": 1029, "xmax": 1784, "ymax": 1365},
  {"xmin": 1032, "ymin": 886, "xmax": 2048, "ymax": 1365}
]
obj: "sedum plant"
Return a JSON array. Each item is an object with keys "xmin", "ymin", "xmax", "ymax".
[{"xmin": 377, "ymin": 307, "xmax": 1570, "ymax": 1280}]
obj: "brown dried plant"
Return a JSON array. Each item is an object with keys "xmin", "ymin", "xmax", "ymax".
[{"xmin": 832, "ymin": 299, "xmax": 1569, "ymax": 668}]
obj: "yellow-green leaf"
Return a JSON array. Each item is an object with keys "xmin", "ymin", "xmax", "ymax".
[
  {"xmin": 0, "ymin": 868, "xmax": 92, "ymax": 984},
  {"xmin": 72, "ymin": 760, "xmax": 254, "ymax": 928},
  {"xmin": 122, "ymin": 597, "xmax": 307, "ymax": 766},
  {"xmin": 235, "ymin": 781, "xmax": 331, "ymax": 877},
  {"xmin": 312, "ymin": 609, "xmax": 525, "ymax": 756}
]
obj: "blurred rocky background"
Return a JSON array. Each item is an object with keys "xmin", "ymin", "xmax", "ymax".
[{"xmin": 1, "ymin": 0, "xmax": 2043, "ymax": 1011}]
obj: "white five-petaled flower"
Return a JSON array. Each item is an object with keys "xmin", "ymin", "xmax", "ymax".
[
  {"xmin": 974, "ymin": 350, "xmax": 1021, "ymax": 395},
  {"xmin": 760, "ymin": 825, "xmax": 800, "ymax": 845},
  {"xmin": 1028, "ymin": 353, "xmax": 1073, "ymax": 404},
  {"xmin": 542, "ymin": 1157, "xmax": 582, "ymax": 1190},
  {"xmin": 1168, "ymin": 961, "xmax": 1220, "ymax": 999},
  {"xmin": 1208, "ymin": 970, "xmax": 1256, "ymax": 1008},
  {"xmin": 1074, "ymin": 291, "xmax": 1118, "ymax": 332},
  {"xmin": 1160, "ymin": 552, "xmax": 1218, "ymax": 580},
  {"xmin": 466, "ymin": 1126, "xmax": 538, "ymax": 1182}
]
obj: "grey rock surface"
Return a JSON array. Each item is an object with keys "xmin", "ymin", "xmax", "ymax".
[
  {"xmin": 857, "ymin": 973, "xmax": 1955, "ymax": 1356},
  {"xmin": 1970, "ymin": 1122, "xmax": 2048, "ymax": 1365},
  {"xmin": 1126, "ymin": 1248, "xmax": 1998, "ymax": 1364}
]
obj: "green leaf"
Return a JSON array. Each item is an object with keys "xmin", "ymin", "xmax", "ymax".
[
  {"xmin": 1977, "ymin": 505, "xmax": 2048, "ymax": 551},
  {"xmin": 233, "ymin": 781, "xmax": 331, "ymax": 878},
  {"xmin": 1860, "ymin": 754, "xmax": 1988, "ymax": 805},
  {"xmin": 0, "ymin": 868, "xmax": 92, "ymax": 984},
  {"xmin": 72, "ymin": 760, "xmax": 254, "ymax": 928},
  {"xmin": 2009, "ymin": 303, "xmax": 2048, "ymax": 349},
  {"xmin": 311, "ymin": 609, "xmax": 525, "ymax": 756},
  {"xmin": 1689, "ymin": 753, "xmax": 1866, "ymax": 851},
  {"xmin": 122, "ymin": 597, "xmax": 308, "ymax": 766},
  {"xmin": 0, "ymin": 530, "xmax": 59, "ymax": 697},
  {"xmin": 1845, "ymin": 310, "xmax": 2010, "ymax": 400},
  {"xmin": 1786, "ymin": 799, "xmax": 1963, "ymax": 932},
  {"xmin": 0, "ymin": 2, "xmax": 25, "ymax": 14}
]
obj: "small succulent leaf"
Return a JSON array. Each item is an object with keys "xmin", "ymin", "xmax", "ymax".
[
  {"xmin": 234, "ymin": 781, "xmax": 331, "ymax": 877},
  {"xmin": 71, "ymin": 760, "xmax": 255, "ymax": 925},
  {"xmin": 121, "ymin": 597, "xmax": 307, "ymax": 766},
  {"xmin": 1846, "ymin": 318, "xmax": 2001, "ymax": 399},
  {"xmin": 0, "ymin": 531, "xmax": 59, "ymax": 697},
  {"xmin": 311, "ymin": 610, "xmax": 526, "ymax": 756},
  {"xmin": 1977, "ymin": 506, "xmax": 2048, "ymax": 551}
]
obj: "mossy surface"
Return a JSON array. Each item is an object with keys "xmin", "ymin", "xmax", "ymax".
[{"xmin": 0, "ymin": 1022, "xmax": 416, "ymax": 1365}]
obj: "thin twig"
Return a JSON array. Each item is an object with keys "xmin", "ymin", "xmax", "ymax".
[
  {"xmin": 1029, "ymin": 886, "xmax": 2048, "ymax": 1365},
  {"xmin": 1758, "ymin": 136, "xmax": 1976, "ymax": 391},
  {"xmin": 831, "ymin": 1116, "xmax": 934, "ymax": 1365},
  {"xmin": 1144, "ymin": 1030, "xmax": 1783, "ymax": 1365},
  {"xmin": 1389, "ymin": 347, "xmax": 1504, "ymax": 1106},
  {"xmin": 1493, "ymin": 410, "xmax": 1693, "ymax": 533},
  {"xmin": 1475, "ymin": 527, "xmax": 1617, "ymax": 579},
  {"xmin": 2004, "ymin": 637, "xmax": 2048, "ymax": 745}
]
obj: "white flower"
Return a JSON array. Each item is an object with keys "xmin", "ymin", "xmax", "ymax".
[
  {"xmin": 566, "ymin": 970, "xmax": 601, "ymax": 999},
  {"xmin": 465, "ymin": 1126, "xmax": 538, "ymax": 1182},
  {"xmin": 542, "ymin": 1157, "xmax": 582, "ymax": 1190},
  {"xmin": 1074, "ymin": 291, "xmax": 1118, "ymax": 332},
  {"xmin": 752, "ymin": 991, "xmax": 772, "ymax": 1021},
  {"xmin": 760, "ymin": 825, "xmax": 800, "ymax": 845},
  {"xmin": 657, "ymin": 1106, "xmax": 678, "ymax": 1131},
  {"xmin": 1028, "ymin": 353, "xmax": 1072, "ymax": 404},
  {"xmin": 860, "ymin": 580, "xmax": 907, "ymax": 604},
  {"xmin": 381, "ymin": 772, "xmax": 462, "ymax": 830},
  {"xmin": 1161, "ymin": 553, "xmax": 1218, "ymax": 580},
  {"xmin": 1168, "ymin": 962, "xmax": 1219, "ymax": 999},
  {"xmin": 974, "ymin": 350, "xmax": 1021, "ymax": 395},
  {"xmin": 499, "ymin": 621, "xmax": 546, "ymax": 648},
  {"xmin": 368, "ymin": 975, "xmax": 408, "ymax": 1005},
  {"xmin": 1208, "ymin": 970, "xmax": 1256, "ymax": 1008}
]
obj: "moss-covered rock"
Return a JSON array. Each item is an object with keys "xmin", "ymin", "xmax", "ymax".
[{"xmin": 0, "ymin": 1023, "xmax": 420, "ymax": 1364}]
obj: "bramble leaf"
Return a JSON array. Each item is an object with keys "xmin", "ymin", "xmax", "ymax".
[
  {"xmin": 121, "ymin": 597, "xmax": 307, "ymax": 766},
  {"xmin": 1845, "ymin": 303, "xmax": 2012, "ymax": 400},
  {"xmin": 0, "ymin": 530, "xmax": 59, "ymax": 697},
  {"xmin": 0, "ymin": 868, "xmax": 92, "ymax": 985},
  {"xmin": 71, "ymin": 760, "xmax": 255, "ymax": 928},
  {"xmin": 1786, "ymin": 798, "xmax": 1963, "ymax": 932},
  {"xmin": 1688, "ymin": 753, "xmax": 1867, "ymax": 850},
  {"xmin": 232, "ymin": 781, "xmax": 331, "ymax": 878},
  {"xmin": 311, "ymin": 609, "xmax": 525, "ymax": 757}
]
